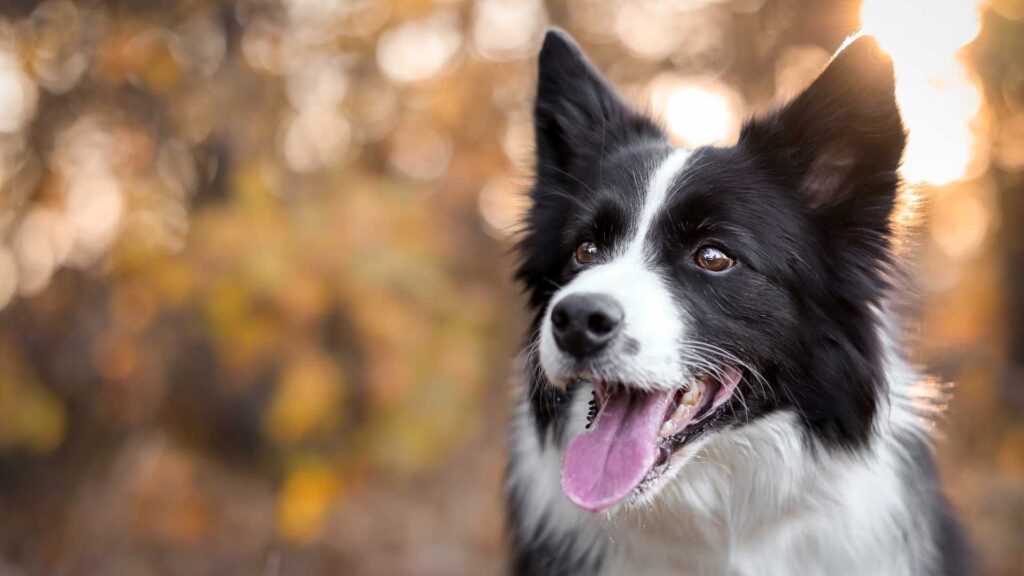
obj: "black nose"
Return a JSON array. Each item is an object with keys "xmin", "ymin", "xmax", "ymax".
[{"xmin": 550, "ymin": 293, "xmax": 624, "ymax": 358}]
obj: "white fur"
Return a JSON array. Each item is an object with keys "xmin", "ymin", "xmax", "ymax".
[
  {"xmin": 625, "ymin": 149, "xmax": 692, "ymax": 260},
  {"xmin": 538, "ymin": 149, "xmax": 694, "ymax": 392},
  {"xmin": 509, "ymin": 320, "xmax": 941, "ymax": 575}
]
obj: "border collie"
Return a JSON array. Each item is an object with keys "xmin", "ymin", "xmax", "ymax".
[{"xmin": 506, "ymin": 29, "xmax": 971, "ymax": 575}]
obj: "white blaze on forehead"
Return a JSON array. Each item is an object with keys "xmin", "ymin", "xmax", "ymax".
[
  {"xmin": 538, "ymin": 147, "xmax": 695, "ymax": 391},
  {"xmin": 624, "ymin": 148, "xmax": 692, "ymax": 260}
]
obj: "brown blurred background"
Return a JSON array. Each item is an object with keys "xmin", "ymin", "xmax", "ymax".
[{"xmin": 0, "ymin": 0, "xmax": 1020, "ymax": 574}]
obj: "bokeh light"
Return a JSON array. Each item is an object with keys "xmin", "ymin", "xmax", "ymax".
[
  {"xmin": 478, "ymin": 174, "xmax": 529, "ymax": 238},
  {"xmin": 472, "ymin": 0, "xmax": 547, "ymax": 61},
  {"xmin": 930, "ymin": 184, "xmax": 998, "ymax": 261},
  {"xmin": 377, "ymin": 11, "xmax": 462, "ymax": 84},
  {"xmin": 388, "ymin": 123, "xmax": 453, "ymax": 182},
  {"xmin": 648, "ymin": 73, "xmax": 744, "ymax": 147},
  {"xmin": 615, "ymin": 2, "xmax": 684, "ymax": 61},
  {"xmin": 0, "ymin": 49, "xmax": 38, "ymax": 134}
]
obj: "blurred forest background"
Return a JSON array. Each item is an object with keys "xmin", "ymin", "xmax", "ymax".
[{"xmin": 0, "ymin": 0, "xmax": 1020, "ymax": 574}]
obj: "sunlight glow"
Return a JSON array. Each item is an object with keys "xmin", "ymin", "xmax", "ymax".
[
  {"xmin": 930, "ymin": 186, "xmax": 994, "ymax": 260},
  {"xmin": 648, "ymin": 73, "xmax": 743, "ymax": 148},
  {"xmin": 860, "ymin": 0, "xmax": 987, "ymax": 185}
]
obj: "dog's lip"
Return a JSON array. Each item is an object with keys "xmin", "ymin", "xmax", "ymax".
[{"xmin": 580, "ymin": 370, "xmax": 736, "ymax": 428}]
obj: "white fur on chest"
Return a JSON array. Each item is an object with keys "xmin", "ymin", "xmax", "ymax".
[
  {"xmin": 597, "ymin": 412, "xmax": 918, "ymax": 576},
  {"xmin": 508, "ymin": 360, "xmax": 934, "ymax": 576}
]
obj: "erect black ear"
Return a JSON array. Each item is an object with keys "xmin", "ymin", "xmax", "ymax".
[
  {"xmin": 534, "ymin": 29, "xmax": 664, "ymax": 184},
  {"xmin": 740, "ymin": 35, "xmax": 906, "ymax": 225},
  {"xmin": 742, "ymin": 34, "xmax": 906, "ymax": 310}
]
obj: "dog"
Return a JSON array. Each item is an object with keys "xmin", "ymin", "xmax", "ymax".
[{"xmin": 505, "ymin": 29, "xmax": 971, "ymax": 575}]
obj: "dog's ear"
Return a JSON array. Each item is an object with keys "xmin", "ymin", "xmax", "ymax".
[
  {"xmin": 534, "ymin": 29, "xmax": 663, "ymax": 184},
  {"xmin": 740, "ymin": 35, "xmax": 906, "ymax": 239}
]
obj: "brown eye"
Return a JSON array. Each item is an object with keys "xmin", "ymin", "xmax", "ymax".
[
  {"xmin": 695, "ymin": 246, "xmax": 734, "ymax": 272},
  {"xmin": 575, "ymin": 241, "xmax": 599, "ymax": 265}
]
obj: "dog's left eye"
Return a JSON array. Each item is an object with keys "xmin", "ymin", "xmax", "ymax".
[{"xmin": 694, "ymin": 246, "xmax": 734, "ymax": 272}]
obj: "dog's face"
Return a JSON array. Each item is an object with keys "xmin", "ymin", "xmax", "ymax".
[{"xmin": 518, "ymin": 31, "xmax": 906, "ymax": 513}]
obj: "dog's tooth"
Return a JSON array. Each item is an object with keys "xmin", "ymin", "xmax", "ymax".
[
  {"xmin": 660, "ymin": 420, "xmax": 675, "ymax": 437},
  {"xmin": 681, "ymin": 383, "xmax": 702, "ymax": 406},
  {"xmin": 676, "ymin": 404, "xmax": 691, "ymax": 422},
  {"xmin": 681, "ymin": 389, "xmax": 694, "ymax": 405},
  {"xmin": 660, "ymin": 403, "xmax": 692, "ymax": 437}
]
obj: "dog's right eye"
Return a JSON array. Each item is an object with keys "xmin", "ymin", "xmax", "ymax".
[
  {"xmin": 574, "ymin": 241, "xmax": 599, "ymax": 265},
  {"xmin": 694, "ymin": 245, "xmax": 735, "ymax": 272}
]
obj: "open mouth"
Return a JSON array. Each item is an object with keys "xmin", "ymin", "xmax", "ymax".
[{"xmin": 560, "ymin": 366, "xmax": 742, "ymax": 513}]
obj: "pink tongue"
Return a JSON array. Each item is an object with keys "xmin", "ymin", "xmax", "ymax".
[{"xmin": 561, "ymin": 389, "xmax": 674, "ymax": 512}]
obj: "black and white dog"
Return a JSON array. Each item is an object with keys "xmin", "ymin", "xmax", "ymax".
[{"xmin": 506, "ymin": 29, "xmax": 970, "ymax": 575}]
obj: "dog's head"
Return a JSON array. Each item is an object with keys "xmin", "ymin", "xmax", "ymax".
[{"xmin": 517, "ymin": 30, "xmax": 906, "ymax": 513}]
